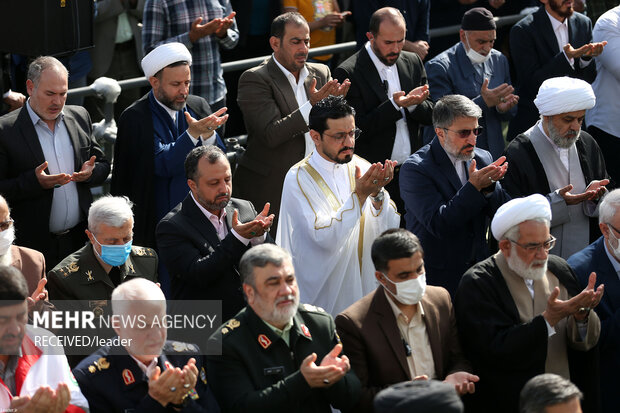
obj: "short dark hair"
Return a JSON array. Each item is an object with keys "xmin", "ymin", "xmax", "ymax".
[
  {"xmin": 184, "ymin": 145, "xmax": 227, "ymax": 181},
  {"xmin": 270, "ymin": 12, "xmax": 308, "ymax": 39},
  {"xmin": 0, "ymin": 265, "xmax": 28, "ymax": 305},
  {"xmin": 308, "ymin": 95, "xmax": 355, "ymax": 135},
  {"xmin": 154, "ymin": 60, "xmax": 190, "ymax": 80},
  {"xmin": 368, "ymin": 7, "xmax": 406, "ymax": 36},
  {"xmin": 371, "ymin": 229, "xmax": 423, "ymax": 273},
  {"xmin": 520, "ymin": 374, "xmax": 583, "ymax": 413}
]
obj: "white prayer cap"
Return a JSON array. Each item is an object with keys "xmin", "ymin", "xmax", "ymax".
[
  {"xmin": 141, "ymin": 43, "xmax": 192, "ymax": 78},
  {"xmin": 491, "ymin": 194, "xmax": 551, "ymax": 240},
  {"xmin": 534, "ymin": 76, "xmax": 596, "ymax": 116}
]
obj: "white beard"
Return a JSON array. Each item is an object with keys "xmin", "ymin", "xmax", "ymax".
[
  {"xmin": 0, "ymin": 248, "xmax": 12, "ymax": 266},
  {"xmin": 506, "ymin": 250, "xmax": 548, "ymax": 281}
]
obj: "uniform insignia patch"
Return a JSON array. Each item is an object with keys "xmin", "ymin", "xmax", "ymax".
[
  {"xmin": 95, "ymin": 357, "xmax": 110, "ymax": 370},
  {"xmin": 67, "ymin": 262, "xmax": 79, "ymax": 273},
  {"xmin": 224, "ymin": 319, "xmax": 240, "ymax": 331},
  {"xmin": 258, "ymin": 334, "xmax": 272, "ymax": 349},
  {"xmin": 301, "ymin": 324, "xmax": 312, "ymax": 338},
  {"xmin": 187, "ymin": 344, "xmax": 196, "ymax": 352},
  {"xmin": 122, "ymin": 369, "xmax": 135, "ymax": 385},
  {"xmin": 172, "ymin": 341, "xmax": 187, "ymax": 352},
  {"xmin": 85, "ymin": 270, "xmax": 94, "ymax": 281},
  {"xmin": 188, "ymin": 388, "xmax": 200, "ymax": 400},
  {"xmin": 221, "ymin": 327, "xmax": 229, "ymax": 334},
  {"xmin": 200, "ymin": 367, "xmax": 207, "ymax": 384},
  {"xmin": 335, "ymin": 331, "xmax": 342, "ymax": 344},
  {"xmin": 127, "ymin": 263, "xmax": 135, "ymax": 274},
  {"xmin": 88, "ymin": 365, "xmax": 96, "ymax": 373}
]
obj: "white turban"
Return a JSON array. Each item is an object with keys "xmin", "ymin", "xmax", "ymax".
[
  {"xmin": 141, "ymin": 43, "xmax": 192, "ymax": 78},
  {"xmin": 491, "ymin": 194, "xmax": 552, "ymax": 240},
  {"xmin": 534, "ymin": 76, "xmax": 596, "ymax": 116}
]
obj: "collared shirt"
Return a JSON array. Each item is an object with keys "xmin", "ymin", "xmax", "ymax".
[
  {"xmin": 26, "ymin": 100, "xmax": 81, "ymax": 233},
  {"xmin": 538, "ymin": 121, "xmax": 570, "ymax": 171},
  {"xmin": 443, "ymin": 148, "xmax": 469, "ymax": 186},
  {"xmin": 154, "ymin": 98, "xmax": 216, "ymax": 147},
  {"xmin": 365, "ymin": 42, "xmax": 412, "ymax": 164},
  {"xmin": 603, "ymin": 238, "xmax": 620, "ymax": 280},
  {"xmin": 130, "ymin": 355, "xmax": 159, "ymax": 379},
  {"xmin": 142, "ymin": 0, "xmax": 239, "ymax": 105},
  {"xmin": 262, "ymin": 318, "xmax": 294, "ymax": 347},
  {"xmin": 190, "ymin": 192, "xmax": 266, "ymax": 246},
  {"xmin": 272, "ymin": 54, "xmax": 314, "ymax": 156},
  {"xmin": 0, "ymin": 355, "xmax": 19, "ymax": 394},
  {"xmin": 383, "ymin": 288, "xmax": 436, "ymax": 379},
  {"xmin": 546, "ymin": 10, "xmax": 592, "ymax": 69},
  {"xmin": 309, "ymin": 150, "xmax": 351, "ymax": 204}
]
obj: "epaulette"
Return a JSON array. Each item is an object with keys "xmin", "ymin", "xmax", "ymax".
[
  {"xmin": 163, "ymin": 340, "xmax": 200, "ymax": 354},
  {"xmin": 86, "ymin": 357, "xmax": 110, "ymax": 374},
  {"xmin": 132, "ymin": 246, "xmax": 156, "ymax": 258},
  {"xmin": 220, "ymin": 318, "xmax": 241, "ymax": 335},
  {"xmin": 55, "ymin": 261, "xmax": 80, "ymax": 279},
  {"xmin": 300, "ymin": 303, "xmax": 327, "ymax": 314}
]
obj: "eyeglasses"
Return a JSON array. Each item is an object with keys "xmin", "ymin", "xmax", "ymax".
[
  {"xmin": 322, "ymin": 128, "xmax": 362, "ymax": 141},
  {"xmin": 508, "ymin": 236, "xmax": 556, "ymax": 253},
  {"xmin": 0, "ymin": 218, "xmax": 14, "ymax": 232},
  {"xmin": 442, "ymin": 126, "xmax": 484, "ymax": 139}
]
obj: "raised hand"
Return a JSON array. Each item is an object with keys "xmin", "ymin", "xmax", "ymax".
[
  {"xmin": 468, "ymin": 156, "xmax": 508, "ymax": 191},
  {"xmin": 71, "ymin": 156, "xmax": 96, "ymax": 182},
  {"xmin": 186, "ymin": 107, "xmax": 229, "ymax": 139},
  {"xmin": 480, "ymin": 78, "xmax": 516, "ymax": 109},
  {"xmin": 393, "ymin": 84, "xmax": 429, "ymax": 108},
  {"xmin": 35, "ymin": 161, "xmax": 71, "ymax": 189}
]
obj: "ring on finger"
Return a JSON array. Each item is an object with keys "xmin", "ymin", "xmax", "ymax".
[
  {"xmin": 372, "ymin": 179, "xmax": 378, "ymax": 185},
  {"xmin": 500, "ymin": 97, "xmax": 506, "ymax": 103},
  {"xmin": 183, "ymin": 383, "xmax": 190, "ymax": 389},
  {"xmin": 170, "ymin": 387, "xmax": 177, "ymax": 392},
  {"xmin": 323, "ymin": 379, "xmax": 330, "ymax": 385},
  {"xmin": 207, "ymin": 126, "xmax": 213, "ymax": 131},
  {"xmin": 384, "ymin": 177, "xmax": 390, "ymax": 181}
]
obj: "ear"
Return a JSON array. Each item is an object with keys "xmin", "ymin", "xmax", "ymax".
[
  {"xmin": 269, "ymin": 36, "xmax": 280, "ymax": 53},
  {"xmin": 600, "ymin": 222, "xmax": 610, "ymax": 238},
  {"xmin": 242, "ymin": 283, "xmax": 255, "ymax": 305},
  {"xmin": 187, "ymin": 178, "xmax": 197, "ymax": 193},
  {"xmin": 148, "ymin": 76, "xmax": 159, "ymax": 91},
  {"xmin": 374, "ymin": 271, "xmax": 385, "ymax": 285},
  {"xmin": 435, "ymin": 127, "xmax": 446, "ymax": 144},
  {"xmin": 310, "ymin": 129, "xmax": 322, "ymax": 146},
  {"xmin": 26, "ymin": 79, "xmax": 35, "ymax": 97},
  {"xmin": 459, "ymin": 30, "xmax": 467, "ymax": 45},
  {"xmin": 498, "ymin": 239, "xmax": 512, "ymax": 257},
  {"xmin": 85, "ymin": 229, "xmax": 94, "ymax": 244},
  {"xmin": 366, "ymin": 32, "xmax": 374, "ymax": 42}
]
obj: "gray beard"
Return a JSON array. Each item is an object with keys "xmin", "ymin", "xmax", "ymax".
[
  {"xmin": 548, "ymin": 119, "xmax": 580, "ymax": 149},
  {"xmin": 0, "ymin": 249, "xmax": 12, "ymax": 266}
]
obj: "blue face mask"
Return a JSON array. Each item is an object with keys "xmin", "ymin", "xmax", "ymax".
[{"xmin": 92, "ymin": 235, "xmax": 132, "ymax": 266}]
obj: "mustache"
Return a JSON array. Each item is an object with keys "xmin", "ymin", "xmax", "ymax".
[
  {"xmin": 461, "ymin": 144, "xmax": 475, "ymax": 150},
  {"xmin": 275, "ymin": 294, "xmax": 296, "ymax": 305},
  {"xmin": 339, "ymin": 146, "xmax": 354, "ymax": 153}
]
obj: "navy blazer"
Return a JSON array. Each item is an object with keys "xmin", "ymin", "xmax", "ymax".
[
  {"xmin": 508, "ymin": 6, "xmax": 596, "ymax": 139},
  {"xmin": 399, "ymin": 137, "xmax": 510, "ymax": 296},
  {"xmin": 424, "ymin": 43, "xmax": 515, "ymax": 159},
  {"xmin": 568, "ymin": 236, "xmax": 620, "ymax": 413}
]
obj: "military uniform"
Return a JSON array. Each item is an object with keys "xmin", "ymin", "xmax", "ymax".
[
  {"xmin": 73, "ymin": 341, "xmax": 220, "ymax": 413},
  {"xmin": 206, "ymin": 304, "xmax": 361, "ymax": 413},
  {"xmin": 47, "ymin": 243, "xmax": 158, "ymax": 312}
]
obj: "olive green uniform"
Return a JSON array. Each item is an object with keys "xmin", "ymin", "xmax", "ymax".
[{"xmin": 206, "ymin": 304, "xmax": 361, "ymax": 413}]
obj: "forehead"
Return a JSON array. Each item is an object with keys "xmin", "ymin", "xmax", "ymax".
[
  {"xmin": 96, "ymin": 220, "xmax": 132, "ymax": 235},
  {"xmin": 465, "ymin": 30, "xmax": 496, "ymax": 40},
  {"xmin": 325, "ymin": 115, "xmax": 355, "ymax": 131},
  {"xmin": 386, "ymin": 251, "xmax": 423, "ymax": 272},
  {"xmin": 283, "ymin": 22, "xmax": 310, "ymax": 39},
  {"xmin": 517, "ymin": 220, "xmax": 550, "ymax": 242},
  {"xmin": 552, "ymin": 109, "xmax": 587, "ymax": 121},
  {"xmin": 376, "ymin": 19, "xmax": 406, "ymax": 38},
  {"xmin": 449, "ymin": 116, "xmax": 479, "ymax": 128},
  {"xmin": 160, "ymin": 64, "xmax": 191, "ymax": 82},
  {"xmin": 0, "ymin": 200, "xmax": 8, "ymax": 218},
  {"xmin": 36, "ymin": 68, "xmax": 68, "ymax": 89},
  {"xmin": 0, "ymin": 301, "xmax": 27, "ymax": 317},
  {"xmin": 254, "ymin": 261, "xmax": 295, "ymax": 282},
  {"xmin": 198, "ymin": 157, "xmax": 231, "ymax": 178}
]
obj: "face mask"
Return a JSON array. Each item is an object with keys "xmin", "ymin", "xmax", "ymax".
[
  {"xmin": 0, "ymin": 226, "xmax": 15, "ymax": 256},
  {"xmin": 93, "ymin": 235, "xmax": 132, "ymax": 266},
  {"xmin": 382, "ymin": 272, "xmax": 426, "ymax": 305},
  {"xmin": 607, "ymin": 226, "xmax": 620, "ymax": 261},
  {"xmin": 465, "ymin": 35, "xmax": 491, "ymax": 65}
]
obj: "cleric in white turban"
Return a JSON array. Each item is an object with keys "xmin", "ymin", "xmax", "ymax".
[
  {"xmin": 534, "ymin": 76, "xmax": 596, "ymax": 116},
  {"xmin": 141, "ymin": 42, "xmax": 193, "ymax": 78}
]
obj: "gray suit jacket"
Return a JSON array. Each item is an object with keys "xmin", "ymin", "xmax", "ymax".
[
  {"xmin": 233, "ymin": 58, "xmax": 331, "ymax": 232},
  {"xmin": 90, "ymin": 0, "xmax": 145, "ymax": 78}
]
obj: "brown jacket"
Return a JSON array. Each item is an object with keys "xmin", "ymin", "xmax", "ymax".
[
  {"xmin": 336, "ymin": 286, "xmax": 471, "ymax": 413},
  {"xmin": 10, "ymin": 244, "xmax": 45, "ymax": 295}
]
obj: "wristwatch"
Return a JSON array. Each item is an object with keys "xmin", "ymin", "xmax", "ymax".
[{"xmin": 370, "ymin": 189, "xmax": 385, "ymax": 203}]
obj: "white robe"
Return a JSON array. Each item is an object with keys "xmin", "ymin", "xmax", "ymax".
[{"xmin": 277, "ymin": 151, "xmax": 400, "ymax": 315}]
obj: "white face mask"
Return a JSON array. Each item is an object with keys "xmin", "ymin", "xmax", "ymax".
[
  {"xmin": 0, "ymin": 226, "xmax": 15, "ymax": 256},
  {"xmin": 465, "ymin": 34, "xmax": 491, "ymax": 65},
  {"xmin": 606, "ymin": 225, "xmax": 620, "ymax": 261},
  {"xmin": 382, "ymin": 272, "xmax": 426, "ymax": 305}
]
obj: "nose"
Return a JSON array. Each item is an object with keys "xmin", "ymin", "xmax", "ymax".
[
  {"xmin": 534, "ymin": 246, "xmax": 548, "ymax": 260},
  {"xmin": 466, "ymin": 132, "xmax": 477, "ymax": 146},
  {"xmin": 570, "ymin": 118, "xmax": 582, "ymax": 131}
]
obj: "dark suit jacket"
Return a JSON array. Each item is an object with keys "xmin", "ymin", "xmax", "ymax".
[
  {"xmin": 502, "ymin": 130, "xmax": 610, "ymax": 243},
  {"xmin": 156, "ymin": 194, "xmax": 266, "ymax": 321},
  {"xmin": 333, "ymin": 47, "xmax": 434, "ymax": 162},
  {"xmin": 0, "ymin": 105, "xmax": 110, "ymax": 253},
  {"xmin": 508, "ymin": 6, "xmax": 596, "ymax": 138},
  {"xmin": 399, "ymin": 137, "xmax": 510, "ymax": 296},
  {"xmin": 233, "ymin": 58, "xmax": 331, "ymax": 233},
  {"xmin": 10, "ymin": 245, "xmax": 46, "ymax": 295},
  {"xmin": 568, "ymin": 236, "xmax": 620, "ymax": 413},
  {"xmin": 110, "ymin": 93, "xmax": 220, "ymax": 248},
  {"xmin": 335, "ymin": 287, "xmax": 471, "ymax": 413}
]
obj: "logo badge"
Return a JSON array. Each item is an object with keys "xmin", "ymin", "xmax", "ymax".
[
  {"xmin": 258, "ymin": 334, "xmax": 272, "ymax": 349},
  {"xmin": 122, "ymin": 369, "xmax": 135, "ymax": 385},
  {"xmin": 301, "ymin": 324, "xmax": 312, "ymax": 338}
]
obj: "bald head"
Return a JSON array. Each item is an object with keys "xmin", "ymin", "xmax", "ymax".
[{"xmin": 369, "ymin": 7, "xmax": 406, "ymax": 36}]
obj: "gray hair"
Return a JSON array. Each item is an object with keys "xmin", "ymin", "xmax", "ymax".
[
  {"xmin": 502, "ymin": 218, "xmax": 550, "ymax": 242},
  {"xmin": 111, "ymin": 278, "xmax": 165, "ymax": 315},
  {"xmin": 433, "ymin": 94, "xmax": 482, "ymax": 129},
  {"xmin": 519, "ymin": 374, "xmax": 582, "ymax": 413},
  {"xmin": 599, "ymin": 188, "xmax": 620, "ymax": 225},
  {"xmin": 184, "ymin": 145, "xmax": 228, "ymax": 182},
  {"xmin": 27, "ymin": 56, "xmax": 68, "ymax": 87},
  {"xmin": 88, "ymin": 196, "xmax": 134, "ymax": 234},
  {"xmin": 239, "ymin": 244, "xmax": 292, "ymax": 287}
]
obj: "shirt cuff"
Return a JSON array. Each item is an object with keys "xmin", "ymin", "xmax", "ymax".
[
  {"xmin": 579, "ymin": 57, "xmax": 593, "ymax": 68},
  {"xmin": 202, "ymin": 133, "xmax": 217, "ymax": 146},
  {"xmin": 545, "ymin": 319, "xmax": 556, "ymax": 337},
  {"xmin": 231, "ymin": 228, "xmax": 267, "ymax": 246},
  {"xmin": 231, "ymin": 228, "xmax": 251, "ymax": 246},
  {"xmin": 406, "ymin": 104, "xmax": 418, "ymax": 113},
  {"xmin": 299, "ymin": 101, "xmax": 312, "ymax": 124},
  {"xmin": 388, "ymin": 96, "xmax": 399, "ymax": 111},
  {"xmin": 562, "ymin": 50, "xmax": 575, "ymax": 68},
  {"xmin": 2, "ymin": 89, "xmax": 11, "ymax": 99},
  {"xmin": 186, "ymin": 130, "xmax": 199, "ymax": 146}
]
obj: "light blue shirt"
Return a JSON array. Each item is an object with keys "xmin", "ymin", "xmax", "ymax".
[{"xmin": 26, "ymin": 100, "xmax": 81, "ymax": 233}]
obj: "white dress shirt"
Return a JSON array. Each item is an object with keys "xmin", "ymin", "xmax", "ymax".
[{"xmin": 546, "ymin": 10, "xmax": 592, "ymax": 69}]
